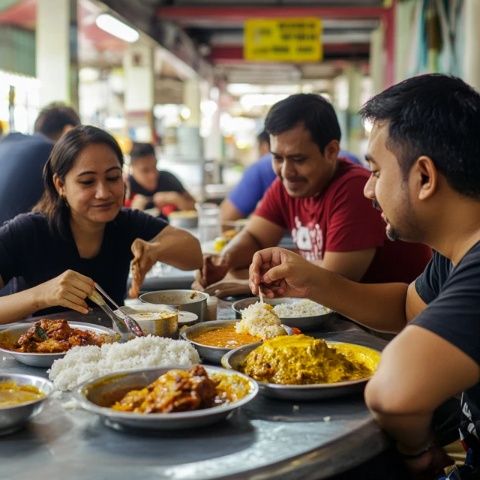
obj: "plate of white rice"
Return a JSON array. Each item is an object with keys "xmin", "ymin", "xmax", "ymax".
[
  {"xmin": 49, "ymin": 335, "xmax": 200, "ymax": 391},
  {"xmin": 232, "ymin": 298, "xmax": 333, "ymax": 331}
]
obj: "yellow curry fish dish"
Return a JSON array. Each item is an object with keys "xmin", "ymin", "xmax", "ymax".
[{"xmin": 242, "ymin": 335, "xmax": 379, "ymax": 385}]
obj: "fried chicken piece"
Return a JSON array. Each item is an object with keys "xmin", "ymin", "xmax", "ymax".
[
  {"xmin": 34, "ymin": 338, "xmax": 70, "ymax": 353},
  {"xmin": 41, "ymin": 319, "xmax": 72, "ymax": 340},
  {"xmin": 15, "ymin": 319, "xmax": 108, "ymax": 353}
]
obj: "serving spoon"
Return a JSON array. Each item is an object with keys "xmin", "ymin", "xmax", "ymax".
[{"xmin": 89, "ymin": 284, "xmax": 144, "ymax": 337}]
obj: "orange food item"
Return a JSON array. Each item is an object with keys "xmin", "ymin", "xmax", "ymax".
[
  {"xmin": 190, "ymin": 324, "xmax": 259, "ymax": 349},
  {"xmin": 112, "ymin": 365, "xmax": 217, "ymax": 413},
  {"xmin": 111, "ymin": 365, "xmax": 252, "ymax": 414}
]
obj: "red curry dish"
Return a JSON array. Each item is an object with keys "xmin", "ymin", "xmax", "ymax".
[{"xmin": 3, "ymin": 319, "xmax": 111, "ymax": 353}]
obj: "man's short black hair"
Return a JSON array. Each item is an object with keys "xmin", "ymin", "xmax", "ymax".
[
  {"xmin": 264, "ymin": 93, "xmax": 341, "ymax": 152},
  {"xmin": 130, "ymin": 142, "xmax": 156, "ymax": 163},
  {"xmin": 257, "ymin": 130, "xmax": 270, "ymax": 146},
  {"xmin": 34, "ymin": 102, "xmax": 80, "ymax": 140},
  {"xmin": 360, "ymin": 73, "xmax": 480, "ymax": 199}
]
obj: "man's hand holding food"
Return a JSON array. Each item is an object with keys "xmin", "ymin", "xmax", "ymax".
[{"xmin": 249, "ymin": 247, "xmax": 318, "ymax": 299}]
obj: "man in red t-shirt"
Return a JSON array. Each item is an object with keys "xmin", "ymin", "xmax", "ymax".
[{"xmin": 195, "ymin": 93, "xmax": 431, "ymax": 294}]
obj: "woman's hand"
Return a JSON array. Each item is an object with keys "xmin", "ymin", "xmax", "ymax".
[
  {"xmin": 249, "ymin": 247, "xmax": 316, "ymax": 298},
  {"xmin": 129, "ymin": 238, "xmax": 156, "ymax": 298},
  {"xmin": 32, "ymin": 270, "xmax": 94, "ymax": 314}
]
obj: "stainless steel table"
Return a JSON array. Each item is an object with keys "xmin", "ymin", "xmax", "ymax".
[{"xmin": 0, "ymin": 311, "xmax": 389, "ymax": 480}]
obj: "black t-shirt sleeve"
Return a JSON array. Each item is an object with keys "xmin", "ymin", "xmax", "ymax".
[
  {"xmin": 158, "ymin": 171, "xmax": 186, "ymax": 193},
  {"xmin": 0, "ymin": 214, "xmax": 33, "ymax": 283},
  {"xmin": 117, "ymin": 208, "xmax": 169, "ymax": 244},
  {"xmin": 412, "ymin": 247, "xmax": 480, "ymax": 365},
  {"xmin": 415, "ymin": 251, "xmax": 452, "ymax": 303}
]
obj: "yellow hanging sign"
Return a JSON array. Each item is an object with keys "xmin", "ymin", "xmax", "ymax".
[{"xmin": 244, "ymin": 17, "xmax": 322, "ymax": 62}]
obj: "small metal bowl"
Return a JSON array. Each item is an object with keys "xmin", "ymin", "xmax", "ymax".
[
  {"xmin": 181, "ymin": 320, "xmax": 245, "ymax": 364},
  {"xmin": 0, "ymin": 373, "xmax": 53, "ymax": 435},
  {"xmin": 140, "ymin": 290, "xmax": 208, "ymax": 322},
  {"xmin": 231, "ymin": 297, "xmax": 335, "ymax": 331},
  {"xmin": 113, "ymin": 305, "xmax": 178, "ymax": 340},
  {"xmin": 76, "ymin": 366, "xmax": 258, "ymax": 431},
  {"xmin": 178, "ymin": 311, "xmax": 199, "ymax": 327}
]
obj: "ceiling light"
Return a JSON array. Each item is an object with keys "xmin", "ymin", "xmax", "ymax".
[{"xmin": 95, "ymin": 14, "xmax": 139, "ymax": 43}]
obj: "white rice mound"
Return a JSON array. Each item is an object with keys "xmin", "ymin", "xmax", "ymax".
[
  {"xmin": 273, "ymin": 299, "xmax": 330, "ymax": 318},
  {"xmin": 48, "ymin": 335, "xmax": 200, "ymax": 391},
  {"xmin": 236, "ymin": 302, "xmax": 286, "ymax": 340}
]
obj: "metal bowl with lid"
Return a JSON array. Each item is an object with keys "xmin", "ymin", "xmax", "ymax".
[
  {"xmin": 0, "ymin": 373, "xmax": 54, "ymax": 435},
  {"xmin": 112, "ymin": 304, "xmax": 178, "ymax": 339},
  {"xmin": 140, "ymin": 290, "xmax": 208, "ymax": 322}
]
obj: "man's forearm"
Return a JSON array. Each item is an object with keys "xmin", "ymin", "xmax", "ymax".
[
  {"xmin": 372, "ymin": 410, "xmax": 434, "ymax": 455},
  {"xmin": 152, "ymin": 228, "xmax": 202, "ymax": 270},
  {"xmin": 222, "ymin": 230, "xmax": 264, "ymax": 271}
]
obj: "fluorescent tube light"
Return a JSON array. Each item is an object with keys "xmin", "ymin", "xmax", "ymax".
[{"xmin": 95, "ymin": 14, "xmax": 139, "ymax": 43}]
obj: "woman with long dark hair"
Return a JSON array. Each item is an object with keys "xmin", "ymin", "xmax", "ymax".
[{"xmin": 0, "ymin": 125, "xmax": 202, "ymax": 323}]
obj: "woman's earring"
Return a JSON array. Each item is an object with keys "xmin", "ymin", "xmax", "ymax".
[{"xmin": 61, "ymin": 195, "xmax": 70, "ymax": 208}]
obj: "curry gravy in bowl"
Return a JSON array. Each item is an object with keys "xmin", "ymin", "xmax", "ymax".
[
  {"xmin": 189, "ymin": 324, "xmax": 259, "ymax": 349},
  {"xmin": 0, "ymin": 381, "xmax": 45, "ymax": 408},
  {"xmin": 0, "ymin": 373, "xmax": 53, "ymax": 435},
  {"xmin": 182, "ymin": 320, "xmax": 262, "ymax": 364}
]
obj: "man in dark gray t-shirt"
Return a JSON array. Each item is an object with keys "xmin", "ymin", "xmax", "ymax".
[{"xmin": 248, "ymin": 74, "xmax": 480, "ymax": 479}]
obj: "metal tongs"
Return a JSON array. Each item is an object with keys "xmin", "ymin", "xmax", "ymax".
[{"xmin": 88, "ymin": 283, "xmax": 145, "ymax": 337}]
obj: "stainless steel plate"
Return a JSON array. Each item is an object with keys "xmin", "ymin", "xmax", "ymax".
[
  {"xmin": 0, "ymin": 373, "xmax": 54, "ymax": 435},
  {"xmin": 76, "ymin": 365, "xmax": 258, "ymax": 431},
  {"xmin": 0, "ymin": 322, "xmax": 117, "ymax": 368},
  {"xmin": 231, "ymin": 297, "xmax": 335, "ymax": 332},
  {"xmin": 221, "ymin": 341, "xmax": 380, "ymax": 401}
]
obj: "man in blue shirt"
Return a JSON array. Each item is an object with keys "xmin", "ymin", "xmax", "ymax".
[{"xmin": 220, "ymin": 131, "xmax": 274, "ymax": 223}]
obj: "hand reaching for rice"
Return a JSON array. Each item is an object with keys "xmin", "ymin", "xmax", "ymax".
[{"xmin": 129, "ymin": 238, "xmax": 156, "ymax": 298}]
